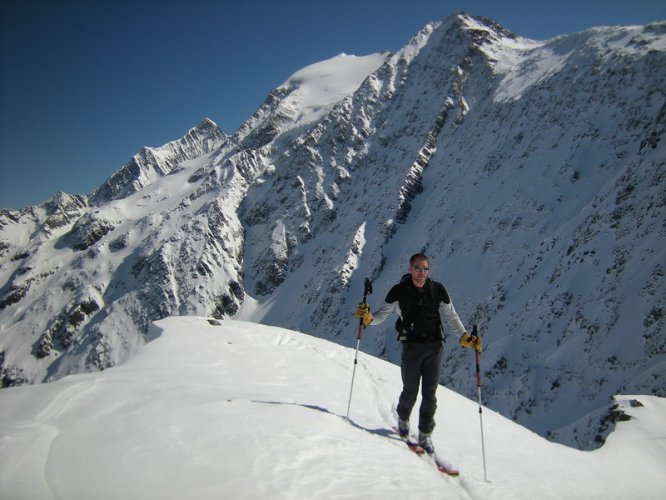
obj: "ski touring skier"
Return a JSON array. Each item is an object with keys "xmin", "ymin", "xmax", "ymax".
[{"xmin": 355, "ymin": 253, "xmax": 481, "ymax": 455}]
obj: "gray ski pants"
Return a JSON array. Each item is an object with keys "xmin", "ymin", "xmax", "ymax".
[{"xmin": 396, "ymin": 341, "xmax": 443, "ymax": 434}]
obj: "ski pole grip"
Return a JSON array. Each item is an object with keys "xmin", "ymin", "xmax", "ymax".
[
  {"xmin": 363, "ymin": 278, "xmax": 373, "ymax": 304},
  {"xmin": 357, "ymin": 278, "xmax": 373, "ymax": 338}
]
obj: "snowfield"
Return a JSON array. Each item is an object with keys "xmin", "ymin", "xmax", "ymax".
[{"xmin": 1, "ymin": 316, "xmax": 664, "ymax": 499}]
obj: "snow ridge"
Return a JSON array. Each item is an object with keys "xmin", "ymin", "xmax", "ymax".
[{"xmin": 1, "ymin": 317, "xmax": 664, "ymax": 499}]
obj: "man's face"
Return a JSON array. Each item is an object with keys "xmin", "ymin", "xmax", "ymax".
[{"xmin": 409, "ymin": 258, "xmax": 429, "ymax": 288}]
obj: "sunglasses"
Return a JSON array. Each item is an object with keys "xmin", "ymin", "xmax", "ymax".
[{"xmin": 411, "ymin": 265, "xmax": 429, "ymax": 272}]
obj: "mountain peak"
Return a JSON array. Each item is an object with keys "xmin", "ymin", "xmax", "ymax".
[
  {"xmin": 454, "ymin": 11, "xmax": 520, "ymax": 40},
  {"xmin": 234, "ymin": 51, "xmax": 388, "ymax": 149},
  {"xmin": 189, "ymin": 117, "xmax": 225, "ymax": 138},
  {"xmin": 90, "ymin": 119, "xmax": 228, "ymax": 205}
]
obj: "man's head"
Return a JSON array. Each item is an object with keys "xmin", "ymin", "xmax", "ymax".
[{"xmin": 408, "ymin": 253, "xmax": 429, "ymax": 288}]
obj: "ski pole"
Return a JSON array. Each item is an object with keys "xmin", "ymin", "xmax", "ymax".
[
  {"xmin": 473, "ymin": 323, "xmax": 489, "ymax": 482},
  {"xmin": 346, "ymin": 277, "xmax": 373, "ymax": 420}
]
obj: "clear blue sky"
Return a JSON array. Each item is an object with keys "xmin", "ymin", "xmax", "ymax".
[{"xmin": 1, "ymin": 0, "xmax": 664, "ymax": 209}]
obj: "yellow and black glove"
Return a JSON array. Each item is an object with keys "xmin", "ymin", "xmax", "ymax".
[
  {"xmin": 460, "ymin": 332, "xmax": 482, "ymax": 352},
  {"xmin": 354, "ymin": 303, "xmax": 373, "ymax": 327}
]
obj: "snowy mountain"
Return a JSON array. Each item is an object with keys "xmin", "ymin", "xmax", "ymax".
[
  {"xmin": 1, "ymin": 317, "xmax": 665, "ymax": 499},
  {"xmin": 0, "ymin": 13, "xmax": 664, "ymax": 451}
]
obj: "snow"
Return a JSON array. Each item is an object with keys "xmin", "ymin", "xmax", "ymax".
[
  {"xmin": 492, "ymin": 45, "xmax": 569, "ymax": 102},
  {"xmin": 276, "ymin": 52, "xmax": 388, "ymax": 126},
  {"xmin": 0, "ymin": 13, "xmax": 664, "ymax": 467},
  {"xmin": 1, "ymin": 316, "xmax": 664, "ymax": 500}
]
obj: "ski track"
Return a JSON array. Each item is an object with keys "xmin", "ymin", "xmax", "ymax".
[
  {"xmin": 345, "ymin": 354, "xmax": 475, "ymax": 499},
  {"xmin": 35, "ymin": 380, "xmax": 97, "ymax": 422},
  {"xmin": 3, "ymin": 318, "xmax": 664, "ymax": 499},
  {"xmin": 384, "ymin": 429, "xmax": 474, "ymax": 499},
  {"xmin": 37, "ymin": 380, "xmax": 99, "ymax": 499},
  {"xmin": 249, "ymin": 325, "xmax": 475, "ymax": 498}
]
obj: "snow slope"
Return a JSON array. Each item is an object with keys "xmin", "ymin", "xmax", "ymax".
[
  {"xmin": 1, "ymin": 316, "xmax": 664, "ymax": 500},
  {"xmin": 275, "ymin": 52, "xmax": 389, "ymax": 126}
]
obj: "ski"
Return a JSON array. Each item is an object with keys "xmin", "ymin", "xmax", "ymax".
[
  {"xmin": 403, "ymin": 438, "xmax": 426, "ymax": 455},
  {"xmin": 391, "ymin": 427, "xmax": 459, "ymax": 476},
  {"xmin": 430, "ymin": 454, "xmax": 459, "ymax": 477}
]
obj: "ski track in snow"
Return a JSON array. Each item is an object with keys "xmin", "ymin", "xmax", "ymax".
[{"xmin": 1, "ymin": 317, "xmax": 664, "ymax": 500}]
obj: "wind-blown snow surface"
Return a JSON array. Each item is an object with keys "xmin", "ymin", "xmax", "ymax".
[
  {"xmin": 1, "ymin": 317, "xmax": 664, "ymax": 500},
  {"xmin": 272, "ymin": 52, "xmax": 389, "ymax": 127}
]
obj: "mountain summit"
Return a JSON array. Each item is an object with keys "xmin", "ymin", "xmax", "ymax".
[{"xmin": 1, "ymin": 13, "xmax": 664, "ymax": 450}]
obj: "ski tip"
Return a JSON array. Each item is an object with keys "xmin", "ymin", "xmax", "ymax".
[
  {"xmin": 431, "ymin": 454, "xmax": 459, "ymax": 476},
  {"xmin": 439, "ymin": 466, "xmax": 460, "ymax": 476}
]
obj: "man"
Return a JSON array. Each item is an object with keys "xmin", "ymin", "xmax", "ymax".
[{"xmin": 355, "ymin": 253, "xmax": 481, "ymax": 453}]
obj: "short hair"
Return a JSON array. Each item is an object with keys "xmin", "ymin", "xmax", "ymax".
[{"xmin": 409, "ymin": 253, "xmax": 429, "ymax": 265}]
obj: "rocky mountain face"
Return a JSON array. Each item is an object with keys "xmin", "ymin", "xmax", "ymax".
[{"xmin": 1, "ymin": 13, "xmax": 664, "ymax": 450}]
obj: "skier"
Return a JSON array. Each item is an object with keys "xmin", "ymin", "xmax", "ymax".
[{"xmin": 354, "ymin": 253, "xmax": 481, "ymax": 454}]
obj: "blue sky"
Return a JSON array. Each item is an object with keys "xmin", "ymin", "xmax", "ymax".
[{"xmin": 1, "ymin": 0, "xmax": 664, "ymax": 209}]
